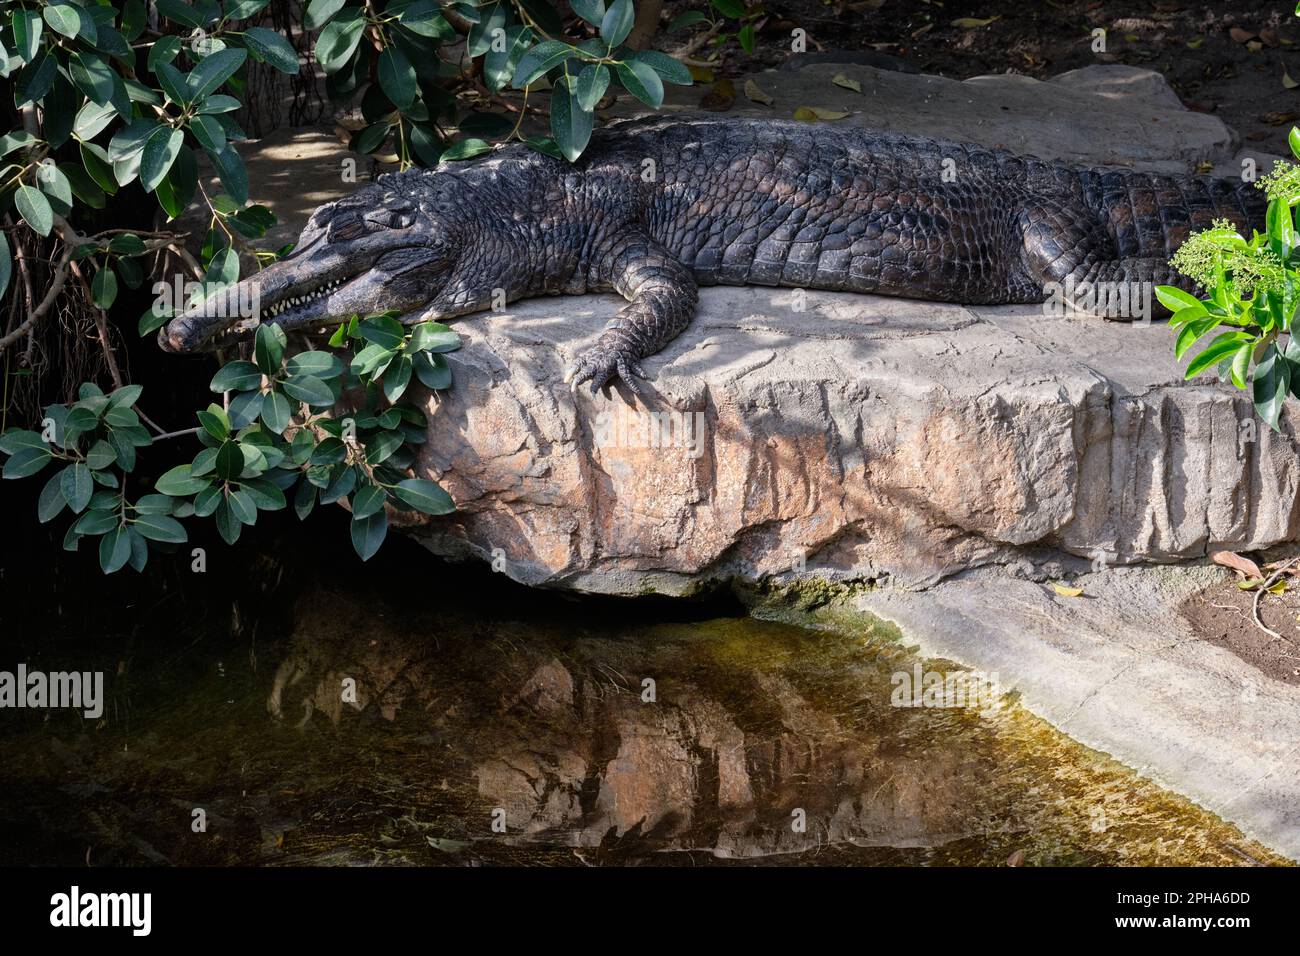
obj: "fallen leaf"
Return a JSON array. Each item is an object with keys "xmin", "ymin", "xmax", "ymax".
[
  {"xmin": 687, "ymin": 64, "xmax": 715, "ymax": 83},
  {"xmin": 1186, "ymin": 37, "xmax": 1205, "ymax": 49},
  {"xmin": 1261, "ymin": 110, "xmax": 1300, "ymax": 125},
  {"xmin": 1194, "ymin": 160, "xmax": 1214, "ymax": 173},
  {"xmin": 1052, "ymin": 583, "xmax": 1084, "ymax": 598},
  {"xmin": 700, "ymin": 78, "xmax": 735, "ymax": 112},
  {"xmin": 952, "ymin": 16, "xmax": 999, "ymax": 28},
  {"xmin": 1247, "ymin": 40, "xmax": 1263, "ymax": 52},
  {"xmin": 1211, "ymin": 550, "xmax": 1264, "ymax": 578},
  {"xmin": 744, "ymin": 79, "xmax": 774, "ymax": 106},
  {"xmin": 1284, "ymin": 66, "xmax": 1299, "ymax": 89},
  {"xmin": 1230, "ymin": 27, "xmax": 1256, "ymax": 44},
  {"xmin": 1238, "ymin": 577, "xmax": 1265, "ymax": 590},
  {"xmin": 911, "ymin": 22, "xmax": 934, "ymax": 39},
  {"xmin": 427, "ymin": 837, "xmax": 471, "ymax": 853},
  {"xmin": 796, "ymin": 107, "xmax": 850, "ymax": 120},
  {"xmin": 833, "ymin": 73, "xmax": 863, "ymax": 93},
  {"xmin": 1269, "ymin": 579, "xmax": 1289, "ymax": 595},
  {"xmin": 1007, "ymin": 849, "xmax": 1026, "ymax": 866}
]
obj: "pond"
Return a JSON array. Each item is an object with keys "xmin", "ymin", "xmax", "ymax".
[{"xmin": 0, "ymin": 530, "xmax": 1284, "ymax": 867}]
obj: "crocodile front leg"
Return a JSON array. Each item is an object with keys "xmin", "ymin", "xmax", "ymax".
[{"xmin": 564, "ymin": 233, "xmax": 698, "ymax": 397}]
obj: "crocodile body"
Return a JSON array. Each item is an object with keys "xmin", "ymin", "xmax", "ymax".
[{"xmin": 162, "ymin": 115, "xmax": 1265, "ymax": 393}]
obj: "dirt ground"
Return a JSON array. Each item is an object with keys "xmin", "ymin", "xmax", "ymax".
[
  {"xmin": 1181, "ymin": 569, "xmax": 1300, "ymax": 684},
  {"xmin": 666, "ymin": 0, "xmax": 1300, "ymax": 156}
]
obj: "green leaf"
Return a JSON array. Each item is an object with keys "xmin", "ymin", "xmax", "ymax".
[
  {"xmin": 383, "ymin": 355, "xmax": 413, "ymax": 402},
  {"xmin": 240, "ymin": 477, "xmax": 286, "ymax": 511},
  {"xmin": 316, "ymin": 10, "xmax": 366, "ymax": 73},
  {"xmin": 576, "ymin": 63, "xmax": 611, "ymax": 112},
  {"xmin": 551, "ymin": 74, "xmax": 592, "ymax": 162},
  {"xmin": 512, "ymin": 40, "xmax": 579, "ymax": 88},
  {"xmin": 139, "ymin": 127, "xmax": 185, "ymax": 193},
  {"xmin": 1268, "ymin": 199, "xmax": 1296, "ymax": 260},
  {"xmin": 1174, "ymin": 315, "xmax": 1223, "ymax": 360},
  {"xmin": 1254, "ymin": 344, "xmax": 1292, "ymax": 432},
  {"xmin": 74, "ymin": 101, "xmax": 118, "ymax": 141},
  {"xmin": 286, "ymin": 351, "xmax": 344, "ymax": 379},
  {"xmin": 710, "ymin": 0, "xmax": 746, "ymax": 16},
  {"xmin": 441, "ymin": 138, "xmax": 491, "ymax": 161},
  {"xmin": 358, "ymin": 314, "xmax": 405, "ymax": 349},
  {"xmin": 188, "ymin": 47, "xmax": 247, "ymax": 99},
  {"xmin": 378, "ymin": 46, "xmax": 416, "ymax": 109},
  {"xmin": 393, "ymin": 477, "xmax": 454, "ymax": 514},
  {"xmin": 350, "ymin": 483, "xmax": 388, "ymax": 519},
  {"xmin": 215, "ymin": 441, "xmax": 243, "ymax": 480},
  {"xmin": 0, "ymin": 233, "xmax": 10, "ymax": 302},
  {"xmin": 305, "ymin": 0, "xmax": 348, "ymax": 30},
  {"xmin": 1290, "ymin": 126, "xmax": 1300, "ymax": 163},
  {"xmin": 364, "ymin": 430, "xmax": 404, "ymax": 465},
  {"xmin": 737, "ymin": 23, "xmax": 756, "ymax": 54},
  {"xmin": 108, "ymin": 120, "xmax": 160, "ymax": 162},
  {"xmin": 189, "ymin": 114, "xmax": 227, "ymax": 153},
  {"xmin": 13, "ymin": 9, "xmax": 42, "ymax": 60},
  {"xmin": 15, "ymin": 186, "xmax": 52, "ymax": 236},
  {"xmin": 282, "ymin": 374, "xmax": 334, "ymax": 407},
  {"xmin": 484, "ymin": 25, "xmax": 534, "ymax": 93},
  {"xmin": 133, "ymin": 513, "xmax": 187, "ymax": 543},
  {"xmin": 1155, "ymin": 285, "xmax": 1203, "ymax": 314},
  {"xmin": 409, "ymin": 322, "xmax": 460, "ymax": 353},
  {"xmin": 244, "ymin": 26, "xmax": 299, "ymax": 74},
  {"xmin": 468, "ymin": 1, "xmax": 508, "ymax": 57},
  {"xmin": 225, "ymin": 0, "xmax": 272, "ymax": 19},
  {"xmin": 634, "ymin": 51, "xmax": 693, "ymax": 86},
  {"xmin": 1185, "ymin": 331, "xmax": 1253, "ymax": 378},
  {"xmin": 196, "ymin": 94, "xmax": 241, "ymax": 114},
  {"xmin": 600, "ymin": 0, "xmax": 635, "ymax": 47},
  {"xmin": 211, "ymin": 360, "xmax": 264, "ymax": 392},
  {"xmin": 134, "ymin": 494, "xmax": 175, "ymax": 515},
  {"xmin": 1230, "ymin": 341, "xmax": 1253, "ymax": 390},
  {"xmin": 69, "ymin": 51, "xmax": 116, "ymax": 105},
  {"xmin": 156, "ymin": 0, "xmax": 204, "ymax": 28},
  {"xmin": 294, "ymin": 480, "xmax": 317, "ymax": 520},
  {"xmin": 255, "ymin": 322, "xmax": 287, "ymax": 374},
  {"xmin": 43, "ymin": 3, "xmax": 82, "ymax": 39},
  {"xmin": 155, "ymin": 146, "xmax": 198, "ymax": 220},
  {"xmin": 571, "ymin": 0, "xmax": 607, "ymax": 28},
  {"xmin": 413, "ymin": 351, "xmax": 452, "ymax": 389},
  {"xmin": 38, "ymin": 471, "xmax": 67, "ymax": 523},
  {"xmin": 260, "ymin": 390, "xmax": 292, "ymax": 434},
  {"xmin": 60, "ymin": 462, "xmax": 93, "ymax": 513},
  {"xmin": 99, "ymin": 526, "xmax": 131, "ymax": 574},
  {"xmin": 206, "ymin": 143, "xmax": 248, "ymax": 204},
  {"xmin": 155, "ymin": 464, "xmax": 211, "ymax": 495},
  {"xmin": 350, "ymin": 509, "xmax": 388, "ymax": 561},
  {"xmin": 91, "ymin": 265, "xmax": 118, "ymax": 309},
  {"xmin": 615, "ymin": 60, "xmax": 664, "ymax": 108},
  {"xmin": 668, "ymin": 10, "xmax": 709, "ymax": 32},
  {"xmin": 197, "ymin": 403, "xmax": 231, "ymax": 441},
  {"xmin": 214, "ymin": 500, "xmax": 242, "ymax": 544}
]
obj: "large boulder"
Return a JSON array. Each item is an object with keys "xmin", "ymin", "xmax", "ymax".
[{"xmin": 400, "ymin": 64, "xmax": 1296, "ymax": 594}]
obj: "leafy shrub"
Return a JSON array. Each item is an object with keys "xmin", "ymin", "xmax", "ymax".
[
  {"xmin": 0, "ymin": 313, "xmax": 461, "ymax": 570},
  {"xmin": 1158, "ymin": 127, "xmax": 1300, "ymax": 431}
]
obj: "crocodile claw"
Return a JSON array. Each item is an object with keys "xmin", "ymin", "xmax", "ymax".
[{"xmin": 563, "ymin": 343, "xmax": 649, "ymax": 399}]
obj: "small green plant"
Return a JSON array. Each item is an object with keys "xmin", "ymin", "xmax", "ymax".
[
  {"xmin": 1159, "ymin": 126, "xmax": 1300, "ymax": 431},
  {"xmin": 0, "ymin": 313, "xmax": 460, "ymax": 571}
]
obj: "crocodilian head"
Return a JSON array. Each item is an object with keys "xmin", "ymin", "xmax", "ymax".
[{"xmin": 158, "ymin": 178, "xmax": 456, "ymax": 353}]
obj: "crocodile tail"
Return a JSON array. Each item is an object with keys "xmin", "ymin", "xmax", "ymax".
[{"xmin": 1080, "ymin": 168, "xmax": 1268, "ymax": 261}]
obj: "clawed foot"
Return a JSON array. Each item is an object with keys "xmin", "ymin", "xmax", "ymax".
[{"xmin": 563, "ymin": 342, "xmax": 650, "ymax": 399}]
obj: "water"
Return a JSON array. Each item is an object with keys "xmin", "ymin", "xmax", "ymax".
[{"xmin": 0, "ymin": 531, "xmax": 1285, "ymax": 866}]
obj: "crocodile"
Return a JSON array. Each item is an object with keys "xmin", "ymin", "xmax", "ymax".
[{"xmin": 160, "ymin": 115, "xmax": 1265, "ymax": 395}]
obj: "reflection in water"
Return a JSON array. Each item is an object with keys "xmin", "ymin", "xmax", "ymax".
[{"xmin": 0, "ymin": 581, "xmax": 1286, "ymax": 866}]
